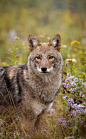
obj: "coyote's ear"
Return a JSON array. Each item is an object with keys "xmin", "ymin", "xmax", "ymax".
[
  {"xmin": 49, "ymin": 34, "xmax": 61, "ymax": 51},
  {"xmin": 28, "ymin": 34, "xmax": 40, "ymax": 51}
]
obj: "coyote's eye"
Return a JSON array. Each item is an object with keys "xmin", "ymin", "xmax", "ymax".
[
  {"xmin": 35, "ymin": 56, "xmax": 41, "ymax": 62},
  {"xmin": 36, "ymin": 56, "xmax": 41, "ymax": 59},
  {"xmin": 48, "ymin": 56, "xmax": 55, "ymax": 60}
]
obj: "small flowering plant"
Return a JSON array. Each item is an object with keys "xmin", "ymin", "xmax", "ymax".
[
  {"xmin": 71, "ymin": 40, "xmax": 80, "ymax": 46},
  {"xmin": 7, "ymin": 37, "xmax": 23, "ymax": 65},
  {"xmin": 63, "ymin": 73, "xmax": 85, "ymax": 96},
  {"xmin": 57, "ymin": 72, "xmax": 86, "ymax": 138},
  {"xmin": 50, "ymin": 108, "xmax": 55, "ymax": 116},
  {"xmin": 62, "ymin": 72, "xmax": 86, "ymax": 113}
]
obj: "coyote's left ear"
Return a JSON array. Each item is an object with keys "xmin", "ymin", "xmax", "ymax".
[
  {"xmin": 49, "ymin": 34, "xmax": 61, "ymax": 51},
  {"xmin": 28, "ymin": 34, "xmax": 40, "ymax": 51}
]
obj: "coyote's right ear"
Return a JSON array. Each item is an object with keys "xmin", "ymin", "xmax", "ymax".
[
  {"xmin": 28, "ymin": 34, "xmax": 40, "ymax": 51},
  {"xmin": 49, "ymin": 34, "xmax": 61, "ymax": 51}
]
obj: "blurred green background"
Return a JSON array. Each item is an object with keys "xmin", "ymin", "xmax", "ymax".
[{"xmin": 0, "ymin": 0, "xmax": 86, "ymax": 66}]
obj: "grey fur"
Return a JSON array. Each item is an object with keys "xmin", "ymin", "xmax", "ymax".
[{"xmin": 0, "ymin": 34, "xmax": 63, "ymax": 131}]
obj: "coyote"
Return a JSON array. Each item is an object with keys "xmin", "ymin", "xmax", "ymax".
[{"xmin": 0, "ymin": 34, "xmax": 63, "ymax": 131}]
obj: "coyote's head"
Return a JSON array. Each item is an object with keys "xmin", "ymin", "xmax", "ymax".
[{"xmin": 28, "ymin": 34, "xmax": 63, "ymax": 78}]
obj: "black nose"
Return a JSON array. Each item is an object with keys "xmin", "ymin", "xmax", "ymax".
[{"xmin": 41, "ymin": 66, "xmax": 47, "ymax": 72}]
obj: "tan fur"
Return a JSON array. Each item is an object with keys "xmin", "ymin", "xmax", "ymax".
[
  {"xmin": 22, "ymin": 34, "xmax": 63, "ymax": 131},
  {"xmin": 0, "ymin": 34, "xmax": 63, "ymax": 133}
]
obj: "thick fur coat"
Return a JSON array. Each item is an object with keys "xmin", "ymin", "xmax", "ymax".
[{"xmin": 0, "ymin": 34, "xmax": 63, "ymax": 131}]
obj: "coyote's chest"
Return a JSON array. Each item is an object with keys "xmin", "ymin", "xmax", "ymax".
[{"xmin": 27, "ymin": 71, "xmax": 62, "ymax": 104}]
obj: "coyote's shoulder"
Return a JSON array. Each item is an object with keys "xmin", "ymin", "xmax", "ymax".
[{"xmin": 0, "ymin": 34, "xmax": 63, "ymax": 131}]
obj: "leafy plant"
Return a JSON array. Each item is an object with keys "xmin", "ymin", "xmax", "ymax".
[{"xmin": 7, "ymin": 37, "xmax": 22, "ymax": 65}]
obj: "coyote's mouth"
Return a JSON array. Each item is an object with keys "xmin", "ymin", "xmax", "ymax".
[
  {"xmin": 41, "ymin": 71, "xmax": 48, "ymax": 73},
  {"xmin": 37, "ymin": 66, "xmax": 53, "ymax": 73}
]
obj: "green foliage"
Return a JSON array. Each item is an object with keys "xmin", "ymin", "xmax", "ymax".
[{"xmin": 7, "ymin": 37, "xmax": 21, "ymax": 65}]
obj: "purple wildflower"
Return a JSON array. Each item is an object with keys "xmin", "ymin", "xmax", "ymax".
[
  {"xmin": 58, "ymin": 118, "xmax": 67, "ymax": 127},
  {"xmin": 58, "ymin": 118, "xmax": 62, "ymax": 123},
  {"xmin": 62, "ymin": 82, "xmax": 67, "ymax": 87},
  {"xmin": 65, "ymin": 79, "xmax": 69, "ymax": 83},
  {"xmin": 79, "ymin": 92, "xmax": 85, "ymax": 98},
  {"xmin": 69, "ymin": 76, "xmax": 74, "ymax": 80},
  {"xmin": 67, "ymin": 120, "xmax": 72, "ymax": 124},
  {"xmin": 67, "ymin": 98, "xmax": 74, "ymax": 107},
  {"xmin": 67, "ymin": 72, "xmax": 71, "ymax": 77},
  {"xmin": 62, "ymin": 95, "xmax": 68, "ymax": 100},
  {"xmin": 80, "ymin": 121, "xmax": 83, "ymax": 125},
  {"xmin": 71, "ymin": 104, "xmax": 77, "ymax": 109},
  {"xmin": 66, "ymin": 107, "xmax": 69, "ymax": 111},
  {"xmin": 74, "ymin": 77, "xmax": 79, "ymax": 82},
  {"xmin": 70, "ymin": 87, "xmax": 77, "ymax": 93},
  {"xmin": 50, "ymin": 108, "xmax": 55, "ymax": 116},
  {"xmin": 75, "ymin": 104, "xmax": 85, "ymax": 110},
  {"xmin": 72, "ymin": 104, "xmax": 85, "ymax": 112},
  {"xmin": 75, "ymin": 120, "xmax": 79, "ymax": 124},
  {"xmin": 62, "ymin": 120, "xmax": 67, "ymax": 127},
  {"xmin": 0, "ymin": 119, "xmax": 4, "ymax": 125},
  {"xmin": 84, "ymin": 109, "xmax": 86, "ymax": 114},
  {"xmin": 25, "ymin": 134, "xmax": 31, "ymax": 138},
  {"xmin": 15, "ymin": 116, "xmax": 21, "ymax": 121},
  {"xmin": 71, "ymin": 110, "xmax": 77, "ymax": 117},
  {"xmin": 83, "ymin": 82, "xmax": 86, "ymax": 87}
]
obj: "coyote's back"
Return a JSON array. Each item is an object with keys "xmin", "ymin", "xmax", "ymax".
[{"xmin": 0, "ymin": 34, "xmax": 63, "ymax": 131}]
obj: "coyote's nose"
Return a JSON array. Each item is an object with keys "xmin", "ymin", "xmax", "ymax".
[{"xmin": 41, "ymin": 66, "xmax": 47, "ymax": 72}]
